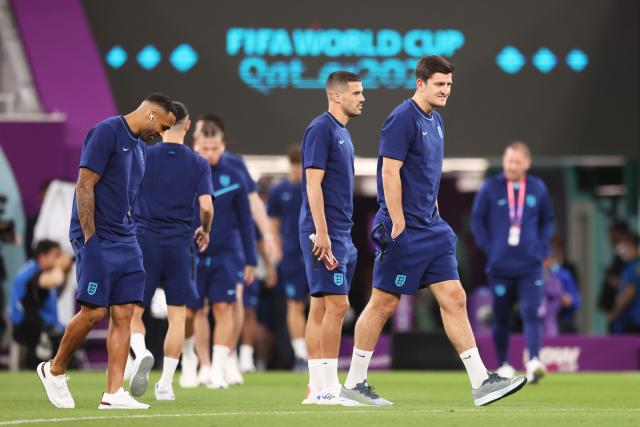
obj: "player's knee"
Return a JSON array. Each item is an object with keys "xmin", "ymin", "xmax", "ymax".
[
  {"xmin": 80, "ymin": 305, "xmax": 107, "ymax": 326},
  {"xmin": 519, "ymin": 303, "xmax": 539, "ymax": 322},
  {"xmin": 326, "ymin": 298, "xmax": 349, "ymax": 317},
  {"xmin": 443, "ymin": 286, "xmax": 467, "ymax": 313}
]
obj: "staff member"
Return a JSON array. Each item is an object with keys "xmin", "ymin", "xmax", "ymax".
[{"xmin": 471, "ymin": 142, "xmax": 554, "ymax": 384}]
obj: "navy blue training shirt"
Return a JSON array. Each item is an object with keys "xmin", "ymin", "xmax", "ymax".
[
  {"xmin": 70, "ymin": 116, "xmax": 146, "ymax": 242},
  {"xmin": 377, "ymin": 99, "xmax": 444, "ymax": 229},
  {"xmin": 471, "ymin": 173, "xmax": 555, "ymax": 276},
  {"xmin": 222, "ymin": 151, "xmax": 257, "ymax": 194},
  {"xmin": 268, "ymin": 179, "xmax": 303, "ymax": 257},
  {"xmin": 195, "ymin": 157, "xmax": 257, "ymax": 265},
  {"xmin": 299, "ymin": 112, "xmax": 355, "ymax": 235},
  {"xmin": 133, "ymin": 143, "xmax": 213, "ymax": 246}
]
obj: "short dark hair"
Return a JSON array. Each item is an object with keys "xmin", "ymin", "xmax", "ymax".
[
  {"xmin": 415, "ymin": 55, "xmax": 454, "ymax": 82},
  {"xmin": 144, "ymin": 92, "xmax": 177, "ymax": 116},
  {"xmin": 200, "ymin": 122, "xmax": 222, "ymax": 139},
  {"xmin": 326, "ymin": 71, "xmax": 361, "ymax": 90},
  {"xmin": 622, "ymin": 233, "xmax": 640, "ymax": 247},
  {"xmin": 287, "ymin": 144, "xmax": 302, "ymax": 164},
  {"xmin": 610, "ymin": 221, "xmax": 630, "ymax": 234},
  {"xmin": 172, "ymin": 101, "xmax": 189, "ymax": 123},
  {"xmin": 504, "ymin": 141, "xmax": 531, "ymax": 158},
  {"xmin": 34, "ymin": 239, "xmax": 60, "ymax": 257},
  {"xmin": 197, "ymin": 113, "xmax": 226, "ymax": 133}
]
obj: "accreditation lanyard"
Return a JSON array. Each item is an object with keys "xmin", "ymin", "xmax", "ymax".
[{"xmin": 507, "ymin": 178, "xmax": 526, "ymax": 227}]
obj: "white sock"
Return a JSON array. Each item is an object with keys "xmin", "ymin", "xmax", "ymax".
[
  {"xmin": 344, "ymin": 348, "xmax": 373, "ymax": 389},
  {"xmin": 460, "ymin": 347, "xmax": 489, "ymax": 389},
  {"xmin": 182, "ymin": 336, "xmax": 196, "ymax": 361},
  {"xmin": 225, "ymin": 350, "xmax": 239, "ymax": 374},
  {"xmin": 130, "ymin": 333, "xmax": 147, "ymax": 359},
  {"xmin": 322, "ymin": 358, "xmax": 340, "ymax": 392},
  {"xmin": 212, "ymin": 345, "xmax": 230, "ymax": 381},
  {"xmin": 158, "ymin": 357, "xmax": 179, "ymax": 389},
  {"xmin": 308, "ymin": 359, "xmax": 324, "ymax": 393},
  {"xmin": 239, "ymin": 344, "xmax": 254, "ymax": 363},
  {"xmin": 291, "ymin": 338, "xmax": 308, "ymax": 360}
]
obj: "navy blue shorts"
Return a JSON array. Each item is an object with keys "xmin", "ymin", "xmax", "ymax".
[
  {"xmin": 372, "ymin": 217, "xmax": 459, "ymax": 295},
  {"xmin": 72, "ymin": 236, "xmax": 145, "ymax": 307},
  {"xmin": 279, "ymin": 253, "xmax": 308, "ymax": 300},
  {"xmin": 243, "ymin": 280, "xmax": 260, "ymax": 309},
  {"xmin": 187, "ymin": 252, "xmax": 244, "ymax": 309},
  {"xmin": 139, "ymin": 240, "xmax": 198, "ymax": 307},
  {"xmin": 299, "ymin": 232, "xmax": 357, "ymax": 296},
  {"xmin": 489, "ymin": 270, "xmax": 544, "ymax": 316}
]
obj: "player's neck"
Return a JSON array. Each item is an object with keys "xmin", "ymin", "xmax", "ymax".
[
  {"xmin": 327, "ymin": 105, "xmax": 349, "ymax": 126},
  {"xmin": 162, "ymin": 130, "xmax": 185, "ymax": 144},
  {"xmin": 504, "ymin": 172, "xmax": 526, "ymax": 182},
  {"xmin": 411, "ymin": 94, "xmax": 434, "ymax": 115},
  {"xmin": 122, "ymin": 112, "xmax": 142, "ymax": 136}
]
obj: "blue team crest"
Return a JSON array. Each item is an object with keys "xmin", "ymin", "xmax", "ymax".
[
  {"xmin": 526, "ymin": 194, "xmax": 537, "ymax": 207},
  {"xmin": 282, "ymin": 192, "xmax": 291, "ymax": 201},
  {"xmin": 437, "ymin": 125, "xmax": 443, "ymax": 139},
  {"xmin": 494, "ymin": 284, "xmax": 506, "ymax": 297},
  {"xmin": 395, "ymin": 274, "xmax": 407, "ymax": 287},
  {"xmin": 87, "ymin": 281, "xmax": 98, "ymax": 296},
  {"xmin": 219, "ymin": 174, "xmax": 231, "ymax": 187},
  {"xmin": 333, "ymin": 273, "xmax": 344, "ymax": 286}
]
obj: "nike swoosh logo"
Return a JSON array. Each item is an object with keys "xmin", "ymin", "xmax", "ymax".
[
  {"xmin": 123, "ymin": 147, "xmax": 130, "ymax": 152},
  {"xmin": 355, "ymin": 353, "xmax": 366, "ymax": 358},
  {"xmin": 422, "ymin": 131, "xmax": 428, "ymax": 136},
  {"xmin": 339, "ymin": 140, "xmax": 344, "ymax": 144},
  {"xmin": 462, "ymin": 355, "xmax": 472, "ymax": 360}
]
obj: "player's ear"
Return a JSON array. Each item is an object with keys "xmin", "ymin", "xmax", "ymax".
[{"xmin": 184, "ymin": 118, "xmax": 192, "ymax": 132}]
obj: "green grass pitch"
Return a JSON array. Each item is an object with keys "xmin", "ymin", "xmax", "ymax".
[{"xmin": 0, "ymin": 371, "xmax": 638, "ymax": 426}]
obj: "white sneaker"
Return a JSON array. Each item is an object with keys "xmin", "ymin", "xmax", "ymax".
[
  {"xmin": 207, "ymin": 376, "xmax": 229, "ymax": 389},
  {"xmin": 526, "ymin": 358, "xmax": 546, "ymax": 384},
  {"xmin": 37, "ymin": 361, "xmax": 75, "ymax": 409},
  {"xmin": 301, "ymin": 385, "xmax": 318, "ymax": 405},
  {"xmin": 224, "ymin": 354, "xmax": 244, "ymax": 385},
  {"xmin": 239, "ymin": 356, "xmax": 256, "ymax": 373},
  {"xmin": 197, "ymin": 365, "xmax": 212, "ymax": 386},
  {"xmin": 154, "ymin": 382, "xmax": 175, "ymax": 401},
  {"xmin": 130, "ymin": 350, "xmax": 154, "ymax": 397},
  {"xmin": 496, "ymin": 362, "xmax": 516, "ymax": 379},
  {"xmin": 99, "ymin": 387, "xmax": 150, "ymax": 409},
  {"xmin": 123, "ymin": 354, "xmax": 134, "ymax": 382},
  {"xmin": 315, "ymin": 389, "xmax": 361, "ymax": 406},
  {"xmin": 179, "ymin": 369, "xmax": 199, "ymax": 388}
]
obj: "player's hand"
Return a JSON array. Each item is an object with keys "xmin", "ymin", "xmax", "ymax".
[
  {"xmin": 244, "ymin": 265, "xmax": 256, "ymax": 284},
  {"xmin": 265, "ymin": 263, "xmax": 278, "ymax": 288},
  {"xmin": 194, "ymin": 226, "xmax": 210, "ymax": 253},
  {"xmin": 391, "ymin": 221, "xmax": 406, "ymax": 240},
  {"xmin": 263, "ymin": 237, "xmax": 280, "ymax": 264},
  {"xmin": 312, "ymin": 232, "xmax": 338, "ymax": 271}
]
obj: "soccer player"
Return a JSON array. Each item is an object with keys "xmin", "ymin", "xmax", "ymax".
[
  {"xmin": 299, "ymin": 71, "xmax": 364, "ymax": 405},
  {"xmin": 471, "ymin": 142, "xmax": 554, "ymax": 383},
  {"xmin": 128, "ymin": 101, "xmax": 214, "ymax": 400},
  {"xmin": 342, "ymin": 56, "xmax": 527, "ymax": 407},
  {"xmin": 37, "ymin": 93, "xmax": 176, "ymax": 409},
  {"xmin": 188, "ymin": 128, "xmax": 257, "ymax": 389},
  {"xmin": 267, "ymin": 144, "xmax": 309, "ymax": 369},
  {"xmin": 191, "ymin": 116, "xmax": 272, "ymax": 384}
]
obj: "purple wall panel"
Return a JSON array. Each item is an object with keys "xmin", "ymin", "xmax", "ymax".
[
  {"xmin": 0, "ymin": 121, "xmax": 68, "ymax": 214},
  {"xmin": 7, "ymin": 0, "xmax": 117, "ymax": 213}
]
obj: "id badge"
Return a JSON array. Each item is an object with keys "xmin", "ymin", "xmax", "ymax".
[{"xmin": 508, "ymin": 225, "xmax": 521, "ymax": 246}]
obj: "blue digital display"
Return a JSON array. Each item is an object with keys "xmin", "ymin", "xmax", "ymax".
[{"xmin": 226, "ymin": 28, "xmax": 465, "ymax": 94}]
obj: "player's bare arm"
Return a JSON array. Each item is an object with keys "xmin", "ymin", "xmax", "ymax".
[
  {"xmin": 305, "ymin": 168, "xmax": 334, "ymax": 264},
  {"xmin": 381, "ymin": 157, "xmax": 406, "ymax": 239},
  {"xmin": 195, "ymin": 194, "xmax": 214, "ymax": 252},
  {"xmin": 76, "ymin": 167, "xmax": 101, "ymax": 242}
]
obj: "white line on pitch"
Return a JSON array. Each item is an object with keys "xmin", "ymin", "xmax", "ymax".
[{"xmin": 1, "ymin": 408, "xmax": 639, "ymax": 426}]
